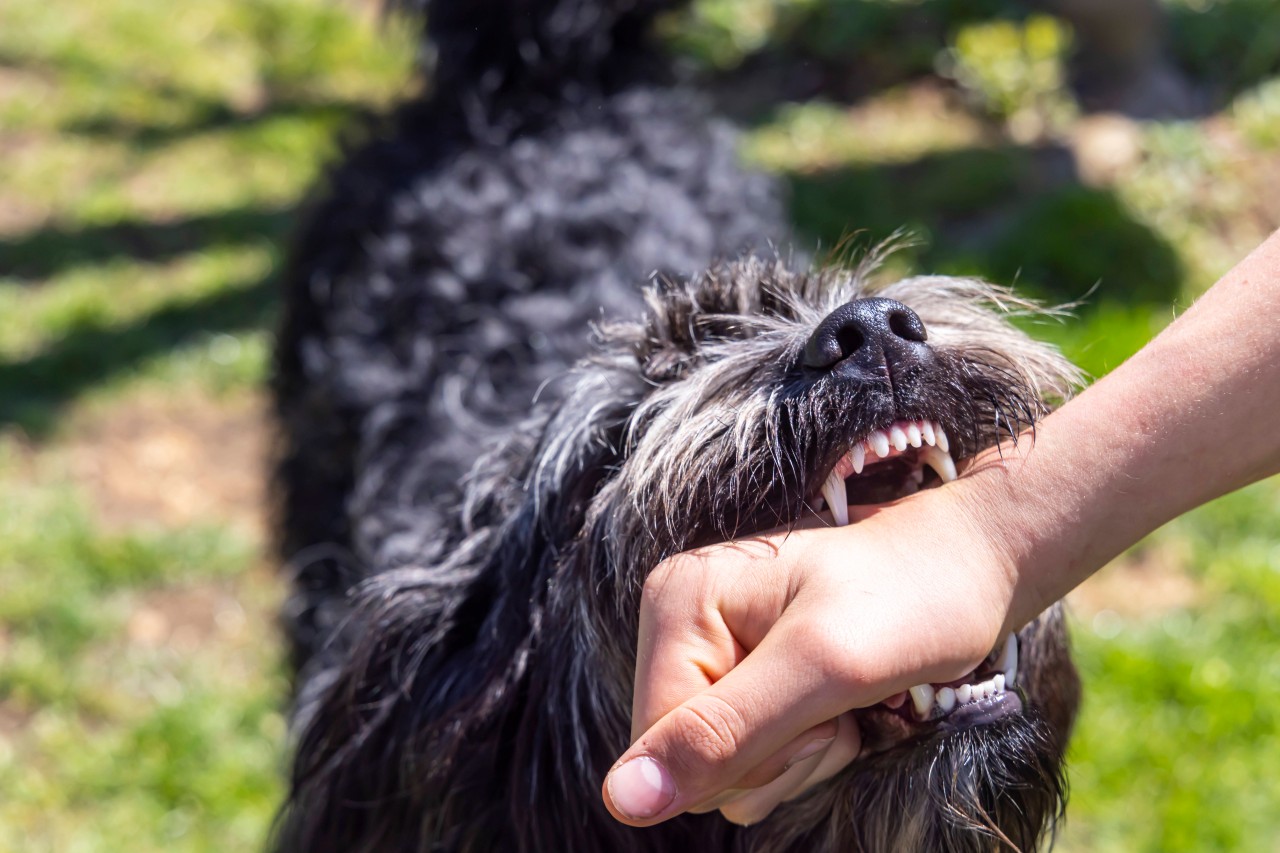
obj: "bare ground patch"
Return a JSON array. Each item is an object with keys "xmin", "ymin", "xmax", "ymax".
[
  {"xmin": 126, "ymin": 580, "xmax": 252, "ymax": 652},
  {"xmin": 60, "ymin": 390, "xmax": 271, "ymax": 542},
  {"xmin": 1069, "ymin": 539, "xmax": 1203, "ymax": 620}
]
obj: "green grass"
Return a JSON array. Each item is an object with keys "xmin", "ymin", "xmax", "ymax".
[
  {"xmin": 0, "ymin": 0, "xmax": 413, "ymax": 848},
  {"xmin": 1063, "ymin": 478, "xmax": 1280, "ymax": 851},
  {"xmin": 1, "ymin": 0, "xmax": 1279, "ymax": 849}
]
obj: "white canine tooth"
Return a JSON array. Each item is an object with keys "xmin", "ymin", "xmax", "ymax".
[
  {"xmin": 909, "ymin": 684, "xmax": 935, "ymax": 720},
  {"xmin": 956, "ymin": 684, "xmax": 973, "ymax": 704},
  {"xmin": 888, "ymin": 425, "xmax": 909, "ymax": 452},
  {"xmin": 821, "ymin": 470, "xmax": 849, "ymax": 527},
  {"xmin": 934, "ymin": 423, "xmax": 950, "ymax": 454},
  {"xmin": 999, "ymin": 633, "xmax": 1018, "ymax": 687},
  {"xmin": 869, "ymin": 430, "xmax": 891, "ymax": 458},
  {"xmin": 905, "ymin": 423, "xmax": 923, "ymax": 448},
  {"xmin": 936, "ymin": 686, "xmax": 956, "ymax": 713},
  {"xmin": 993, "ymin": 673, "xmax": 1006, "ymax": 694},
  {"xmin": 974, "ymin": 681, "xmax": 989, "ymax": 700},
  {"xmin": 921, "ymin": 421, "xmax": 936, "ymax": 446},
  {"xmin": 920, "ymin": 446, "xmax": 958, "ymax": 483},
  {"xmin": 850, "ymin": 443, "xmax": 865, "ymax": 475}
]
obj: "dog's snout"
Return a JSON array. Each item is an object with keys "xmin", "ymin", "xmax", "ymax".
[{"xmin": 802, "ymin": 297, "xmax": 929, "ymax": 373}]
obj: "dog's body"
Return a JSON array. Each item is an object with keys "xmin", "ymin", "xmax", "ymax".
[{"xmin": 273, "ymin": 3, "xmax": 1082, "ymax": 851}]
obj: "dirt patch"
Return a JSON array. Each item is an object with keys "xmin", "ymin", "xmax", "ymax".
[
  {"xmin": 126, "ymin": 580, "xmax": 251, "ymax": 653},
  {"xmin": 1069, "ymin": 540, "xmax": 1203, "ymax": 620},
  {"xmin": 0, "ymin": 627, "xmax": 35, "ymax": 739},
  {"xmin": 1072, "ymin": 114, "xmax": 1144, "ymax": 186},
  {"xmin": 0, "ymin": 700, "xmax": 34, "ymax": 741},
  {"xmin": 61, "ymin": 391, "xmax": 271, "ymax": 541}
]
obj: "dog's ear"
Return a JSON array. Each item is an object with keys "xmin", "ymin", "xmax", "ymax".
[{"xmin": 603, "ymin": 258, "xmax": 814, "ymax": 383}]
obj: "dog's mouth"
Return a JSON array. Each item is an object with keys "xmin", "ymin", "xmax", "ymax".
[
  {"xmin": 806, "ymin": 417, "xmax": 1030, "ymax": 750},
  {"xmin": 810, "ymin": 418, "xmax": 958, "ymax": 526},
  {"xmin": 853, "ymin": 632, "xmax": 1025, "ymax": 756}
]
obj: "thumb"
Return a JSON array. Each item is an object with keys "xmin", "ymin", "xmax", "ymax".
[{"xmin": 601, "ymin": 626, "xmax": 857, "ymax": 826}]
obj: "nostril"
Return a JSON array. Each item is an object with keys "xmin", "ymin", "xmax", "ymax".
[
  {"xmin": 835, "ymin": 325, "xmax": 865, "ymax": 360},
  {"xmin": 888, "ymin": 309, "xmax": 927, "ymax": 343},
  {"xmin": 804, "ymin": 297, "xmax": 930, "ymax": 372}
]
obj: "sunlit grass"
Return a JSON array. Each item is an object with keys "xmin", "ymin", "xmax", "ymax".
[{"xmin": 0, "ymin": 0, "xmax": 411, "ymax": 847}]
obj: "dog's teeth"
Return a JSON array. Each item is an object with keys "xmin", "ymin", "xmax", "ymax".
[
  {"xmin": 910, "ymin": 467, "xmax": 924, "ymax": 485},
  {"xmin": 956, "ymin": 684, "xmax": 973, "ymax": 704},
  {"xmin": 920, "ymin": 446, "xmax": 958, "ymax": 483},
  {"xmin": 921, "ymin": 421, "xmax": 936, "ymax": 446},
  {"xmin": 822, "ymin": 470, "xmax": 849, "ymax": 527},
  {"xmin": 1000, "ymin": 633, "xmax": 1018, "ymax": 687},
  {"xmin": 905, "ymin": 423, "xmax": 922, "ymax": 448},
  {"xmin": 934, "ymin": 423, "xmax": 950, "ymax": 454},
  {"xmin": 908, "ymin": 684, "xmax": 935, "ymax": 720},
  {"xmin": 850, "ymin": 443, "xmax": 865, "ymax": 475},
  {"xmin": 889, "ymin": 425, "xmax": 909, "ymax": 452},
  {"xmin": 936, "ymin": 686, "xmax": 956, "ymax": 713},
  {"xmin": 869, "ymin": 431, "xmax": 891, "ymax": 458},
  {"xmin": 993, "ymin": 673, "xmax": 1006, "ymax": 694}
]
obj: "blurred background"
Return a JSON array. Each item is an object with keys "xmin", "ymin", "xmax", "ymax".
[{"xmin": 1, "ymin": 0, "xmax": 1278, "ymax": 849}]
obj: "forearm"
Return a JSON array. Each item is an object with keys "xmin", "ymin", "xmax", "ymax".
[{"xmin": 962, "ymin": 229, "xmax": 1280, "ymax": 631}]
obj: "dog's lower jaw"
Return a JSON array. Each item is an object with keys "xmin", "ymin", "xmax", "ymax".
[
  {"xmin": 746, "ymin": 609, "xmax": 1079, "ymax": 853},
  {"xmin": 732, "ymin": 604, "xmax": 1070, "ymax": 850},
  {"xmin": 744, "ymin": 712, "xmax": 1066, "ymax": 853}
]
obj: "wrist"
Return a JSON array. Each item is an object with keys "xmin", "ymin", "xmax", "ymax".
[{"xmin": 947, "ymin": 434, "xmax": 1063, "ymax": 635}]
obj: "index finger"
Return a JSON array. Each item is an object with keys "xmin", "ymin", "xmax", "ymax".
[
  {"xmin": 605, "ymin": 614, "xmax": 861, "ymax": 826},
  {"xmin": 630, "ymin": 546, "xmax": 791, "ymax": 741}
]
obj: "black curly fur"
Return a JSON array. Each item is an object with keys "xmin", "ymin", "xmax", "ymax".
[
  {"xmin": 273, "ymin": 0, "xmax": 782, "ymax": 681},
  {"xmin": 272, "ymin": 2, "xmax": 1081, "ymax": 851}
]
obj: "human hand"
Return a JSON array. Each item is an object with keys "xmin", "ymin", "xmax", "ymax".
[{"xmin": 601, "ymin": 485, "xmax": 1020, "ymax": 827}]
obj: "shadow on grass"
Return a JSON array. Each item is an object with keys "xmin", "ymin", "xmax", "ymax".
[
  {"xmin": 63, "ymin": 96, "xmax": 376, "ymax": 151},
  {"xmin": 785, "ymin": 144, "xmax": 1184, "ymax": 306},
  {"xmin": 0, "ymin": 274, "xmax": 277, "ymax": 436},
  {"xmin": 0, "ymin": 205, "xmax": 295, "ymax": 283}
]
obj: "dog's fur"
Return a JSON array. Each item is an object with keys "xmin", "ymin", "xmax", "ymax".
[{"xmin": 272, "ymin": 2, "xmax": 1083, "ymax": 851}]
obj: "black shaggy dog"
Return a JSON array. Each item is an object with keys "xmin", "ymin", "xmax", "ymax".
[{"xmin": 272, "ymin": 1, "xmax": 1083, "ymax": 851}]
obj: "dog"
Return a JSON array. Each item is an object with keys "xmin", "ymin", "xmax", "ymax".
[{"xmin": 271, "ymin": 1, "xmax": 1083, "ymax": 851}]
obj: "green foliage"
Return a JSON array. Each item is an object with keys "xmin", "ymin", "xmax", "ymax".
[
  {"xmin": 668, "ymin": 0, "xmax": 1023, "ymax": 87},
  {"xmin": 986, "ymin": 187, "xmax": 1183, "ymax": 305},
  {"xmin": 786, "ymin": 146, "xmax": 1027, "ymax": 248},
  {"xmin": 662, "ymin": 0, "xmax": 800, "ymax": 69},
  {"xmin": 941, "ymin": 15, "xmax": 1076, "ymax": 140},
  {"xmin": 1233, "ymin": 76, "xmax": 1280, "ymax": 149},
  {"xmin": 782, "ymin": 0, "xmax": 1014, "ymax": 79},
  {"xmin": 1166, "ymin": 0, "xmax": 1280, "ymax": 96}
]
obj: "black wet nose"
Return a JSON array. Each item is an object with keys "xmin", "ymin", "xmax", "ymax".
[{"xmin": 802, "ymin": 297, "xmax": 929, "ymax": 373}]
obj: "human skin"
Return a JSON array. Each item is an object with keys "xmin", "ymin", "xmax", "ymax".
[{"xmin": 601, "ymin": 229, "xmax": 1280, "ymax": 826}]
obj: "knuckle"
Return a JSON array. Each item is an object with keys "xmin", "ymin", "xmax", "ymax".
[
  {"xmin": 666, "ymin": 694, "xmax": 747, "ymax": 770},
  {"xmin": 642, "ymin": 554, "xmax": 722, "ymax": 635},
  {"xmin": 642, "ymin": 553, "xmax": 697, "ymax": 605}
]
